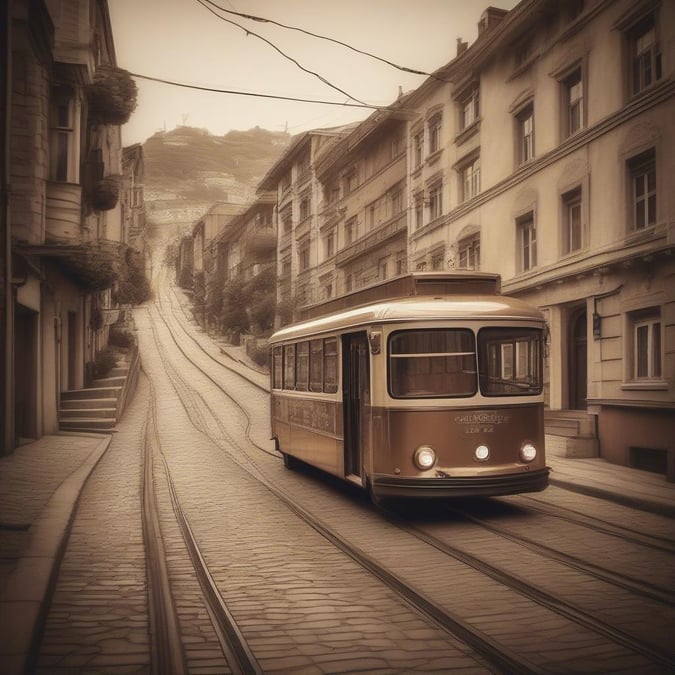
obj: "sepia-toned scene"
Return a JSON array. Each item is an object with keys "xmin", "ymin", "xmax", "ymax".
[{"xmin": 1, "ymin": 0, "xmax": 674, "ymax": 672}]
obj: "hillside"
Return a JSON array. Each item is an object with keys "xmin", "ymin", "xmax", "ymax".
[{"xmin": 142, "ymin": 126, "xmax": 290, "ymax": 238}]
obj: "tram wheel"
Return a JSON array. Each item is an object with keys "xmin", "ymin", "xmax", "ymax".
[{"xmin": 282, "ymin": 452, "xmax": 298, "ymax": 469}]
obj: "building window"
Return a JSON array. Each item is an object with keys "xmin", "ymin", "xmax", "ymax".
[
  {"xmin": 629, "ymin": 15, "xmax": 661, "ymax": 96},
  {"xmin": 460, "ymin": 85, "xmax": 480, "ymax": 130},
  {"xmin": 299, "ymin": 195, "xmax": 311, "ymax": 221},
  {"xmin": 344, "ymin": 168, "xmax": 357, "ymax": 195},
  {"xmin": 562, "ymin": 187, "xmax": 582, "ymax": 254},
  {"xmin": 396, "ymin": 256, "xmax": 406, "ymax": 276},
  {"xmin": 460, "ymin": 156, "xmax": 480, "ymax": 201},
  {"xmin": 345, "ymin": 217, "xmax": 356, "ymax": 246},
  {"xmin": 517, "ymin": 212, "xmax": 537, "ymax": 271},
  {"xmin": 428, "ymin": 182, "xmax": 443, "ymax": 221},
  {"xmin": 281, "ymin": 209, "xmax": 292, "ymax": 234},
  {"xmin": 324, "ymin": 231, "xmax": 335, "ymax": 259},
  {"xmin": 414, "ymin": 193, "xmax": 424, "ymax": 230},
  {"xmin": 391, "ymin": 134, "xmax": 404, "ymax": 158},
  {"xmin": 563, "ymin": 68, "xmax": 584, "ymax": 137},
  {"xmin": 629, "ymin": 149, "xmax": 656, "ymax": 230},
  {"xmin": 378, "ymin": 257, "xmax": 388, "ymax": 280},
  {"xmin": 431, "ymin": 253, "xmax": 444, "ymax": 270},
  {"xmin": 281, "ymin": 171, "xmax": 291, "ymax": 192},
  {"xmin": 516, "ymin": 103, "xmax": 534, "ymax": 164},
  {"xmin": 630, "ymin": 309, "xmax": 662, "ymax": 380},
  {"xmin": 458, "ymin": 235, "xmax": 480, "ymax": 270},
  {"xmin": 390, "ymin": 188, "xmax": 403, "ymax": 216},
  {"xmin": 50, "ymin": 89, "xmax": 78, "ymax": 182},
  {"xmin": 299, "ymin": 245, "xmax": 310, "ymax": 271},
  {"xmin": 428, "ymin": 114, "xmax": 442, "ymax": 154},
  {"xmin": 413, "ymin": 130, "xmax": 424, "ymax": 168}
]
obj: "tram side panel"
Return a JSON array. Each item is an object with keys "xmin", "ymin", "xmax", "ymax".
[{"xmin": 271, "ymin": 393, "xmax": 344, "ymax": 476}]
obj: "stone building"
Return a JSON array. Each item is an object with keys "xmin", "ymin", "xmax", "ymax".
[
  {"xmin": 2, "ymin": 0, "xmax": 132, "ymax": 452},
  {"xmin": 262, "ymin": 0, "xmax": 674, "ymax": 473}
]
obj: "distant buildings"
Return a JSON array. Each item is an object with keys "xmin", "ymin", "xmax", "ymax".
[
  {"xmin": 186, "ymin": 0, "xmax": 674, "ymax": 473},
  {"xmin": 2, "ymin": 0, "xmax": 144, "ymax": 453}
]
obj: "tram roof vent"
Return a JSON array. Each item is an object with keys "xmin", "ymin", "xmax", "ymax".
[{"xmin": 297, "ymin": 272, "xmax": 501, "ymax": 322}]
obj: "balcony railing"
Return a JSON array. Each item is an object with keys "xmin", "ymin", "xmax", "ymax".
[{"xmin": 335, "ymin": 212, "xmax": 407, "ymax": 266}]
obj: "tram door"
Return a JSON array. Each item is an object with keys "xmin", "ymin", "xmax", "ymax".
[{"xmin": 342, "ymin": 332, "xmax": 370, "ymax": 481}]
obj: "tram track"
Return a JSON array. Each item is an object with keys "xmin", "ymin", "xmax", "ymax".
[
  {"xmin": 442, "ymin": 500, "xmax": 675, "ymax": 605},
  {"xmin": 389, "ymin": 510, "xmax": 675, "ymax": 670},
  {"xmin": 141, "ymin": 266, "xmax": 675, "ymax": 672}
]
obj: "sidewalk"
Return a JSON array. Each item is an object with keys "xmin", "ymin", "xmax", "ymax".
[
  {"xmin": 0, "ymin": 435, "xmax": 673, "ymax": 673},
  {"xmin": 0, "ymin": 433, "xmax": 111, "ymax": 674}
]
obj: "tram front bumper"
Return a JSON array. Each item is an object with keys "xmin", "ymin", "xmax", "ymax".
[{"xmin": 370, "ymin": 467, "xmax": 550, "ymax": 500}]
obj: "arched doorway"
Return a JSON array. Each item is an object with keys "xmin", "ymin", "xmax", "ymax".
[{"xmin": 569, "ymin": 310, "xmax": 587, "ymax": 410}]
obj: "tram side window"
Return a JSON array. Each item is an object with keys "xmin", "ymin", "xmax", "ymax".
[
  {"xmin": 389, "ymin": 329, "xmax": 476, "ymax": 398},
  {"xmin": 324, "ymin": 337, "xmax": 338, "ymax": 393},
  {"xmin": 283, "ymin": 344, "xmax": 296, "ymax": 390},
  {"xmin": 309, "ymin": 339, "xmax": 323, "ymax": 392},
  {"xmin": 272, "ymin": 346, "xmax": 283, "ymax": 389},
  {"xmin": 296, "ymin": 342, "xmax": 309, "ymax": 391},
  {"xmin": 478, "ymin": 327, "xmax": 542, "ymax": 395}
]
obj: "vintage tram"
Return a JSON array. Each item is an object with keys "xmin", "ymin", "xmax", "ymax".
[{"xmin": 269, "ymin": 272, "xmax": 549, "ymax": 502}]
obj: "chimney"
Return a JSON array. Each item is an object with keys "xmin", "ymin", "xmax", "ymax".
[
  {"xmin": 456, "ymin": 38, "xmax": 468, "ymax": 56},
  {"xmin": 478, "ymin": 6, "xmax": 508, "ymax": 35}
]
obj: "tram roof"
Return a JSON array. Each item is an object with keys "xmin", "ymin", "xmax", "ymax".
[{"xmin": 269, "ymin": 295, "xmax": 545, "ymax": 343}]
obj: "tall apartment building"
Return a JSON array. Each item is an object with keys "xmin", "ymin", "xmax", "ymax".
[
  {"xmin": 262, "ymin": 0, "xmax": 674, "ymax": 471},
  {"xmin": 2, "ymin": 0, "xmax": 132, "ymax": 452}
]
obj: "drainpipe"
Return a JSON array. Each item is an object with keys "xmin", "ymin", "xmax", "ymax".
[{"xmin": 1, "ymin": 0, "xmax": 14, "ymax": 454}]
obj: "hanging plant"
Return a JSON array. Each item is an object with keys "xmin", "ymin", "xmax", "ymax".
[
  {"xmin": 91, "ymin": 175, "xmax": 121, "ymax": 211},
  {"xmin": 87, "ymin": 65, "xmax": 138, "ymax": 125}
]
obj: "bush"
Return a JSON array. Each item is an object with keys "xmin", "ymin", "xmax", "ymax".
[
  {"xmin": 248, "ymin": 342, "xmax": 269, "ymax": 368},
  {"xmin": 93, "ymin": 346, "xmax": 118, "ymax": 379},
  {"xmin": 109, "ymin": 326, "xmax": 135, "ymax": 349}
]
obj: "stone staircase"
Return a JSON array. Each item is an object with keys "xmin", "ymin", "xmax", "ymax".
[
  {"xmin": 59, "ymin": 348, "xmax": 140, "ymax": 433},
  {"xmin": 544, "ymin": 409, "xmax": 598, "ymax": 458}
]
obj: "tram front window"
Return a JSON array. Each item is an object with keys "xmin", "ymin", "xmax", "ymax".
[
  {"xmin": 478, "ymin": 327, "xmax": 543, "ymax": 396},
  {"xmin": 389, "ymin": 329, "xmax": 476, "ymax": 398}
]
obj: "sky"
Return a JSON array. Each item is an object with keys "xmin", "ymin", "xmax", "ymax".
[{"xmin": 108, "ymin": 0, "xmax": 520, "ymax": 146}]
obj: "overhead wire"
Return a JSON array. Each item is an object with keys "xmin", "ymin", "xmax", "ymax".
[
  {"xmin": 199, "ymin": 0, "xmax": 450, "ymax": 84},
  {"xmin": 128, "ymin": 71, "xmax": 390, "ymax": 110},
  {"xmin": 200, "ymin": 0, "xmax": 434, "ymax": 78},
  {"xmin": 194, "ymin": 0, "xmax": 370, "ymax": 106}
]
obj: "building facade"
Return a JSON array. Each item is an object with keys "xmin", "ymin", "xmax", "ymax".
[
  {"xmin": 257, "ymin": 0, "xmax": 674, "ymax": 472},
  {"xmin": 2, "ymin": 0, "xmax": 132, "ymax": 452}
]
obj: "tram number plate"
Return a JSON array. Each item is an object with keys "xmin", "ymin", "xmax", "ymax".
[{"xmin": 465, "ymin": 425, "xmax": 494, "ymax": 434}]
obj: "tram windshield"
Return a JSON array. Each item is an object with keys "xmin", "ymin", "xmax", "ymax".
[
  {"xmin": 388, "ymin": 326, "xmax": 543, "ymax": 399},
  {"xmin": 389, "ymin": 329, "xmax": 477, "ymax": 398},
  {"xmin": 478, "ymin": 327, "xmax": 543, "ymax": 396}
]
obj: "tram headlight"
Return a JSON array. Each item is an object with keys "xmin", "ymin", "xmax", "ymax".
[
  {"xmin": 520, "ymin": 442, "xmax": 537, "ymax": 463},
  {"xmin": 474, "ymin": 445, "xmax": 490, "ymax": 461},
  {"xmin": 413, "ymin": 445, "xmax": 437, "ymax": 470}
]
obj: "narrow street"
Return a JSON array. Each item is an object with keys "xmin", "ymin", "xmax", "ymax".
[{"xmin": 30, "ymin": 266, "xmax": 675, "ymax": 673}]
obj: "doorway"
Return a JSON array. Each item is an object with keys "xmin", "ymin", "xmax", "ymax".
[
  {"xmin": 342, "ymin": 332, "xmax": 370, "ymax": 481},
  {"xmin": 14, "ymin": 305, "xmax": 38, "ymax": 440},
  {"xmin": 569, "ymin": 309, "xmax": 587, "ymax": 410}
]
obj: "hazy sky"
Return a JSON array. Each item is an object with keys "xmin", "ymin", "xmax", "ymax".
[{"xmin": 108, "ymin": 0, "xmax": 519, "ymax": 146}]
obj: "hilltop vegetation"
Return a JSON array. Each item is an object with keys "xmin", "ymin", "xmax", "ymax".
[{"xmin": 142, "ymin": 126, "xmax": 290, "ymax": 234}]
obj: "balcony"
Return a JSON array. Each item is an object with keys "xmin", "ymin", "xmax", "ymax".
[
  {"xmin": 45, "ymin": 182, "xmax": 84, "ymax": 243},
  {"xmin": 336, "ymin": 212, "xmax": 407, "ymax": 267}
]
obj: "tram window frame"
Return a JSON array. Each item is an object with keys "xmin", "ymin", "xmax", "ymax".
[
  {"xmin": 309, "ymin": 339, "xmax": 323, "ymax": 392},
  {"xmin": 296, "ymin": 342, "xmax": 309, "ymax": 391},
  {"xmin": 388, "ymin": 329, "xmax": 477, "ymax": 399},
  {"xmin": 324, "ymin": 337, "xmax": 338, "ymax": 393},
  {"xmin": 272, "ymin": 346, "xmax": 283, "ymax": 389},
  {"xmin": 478, "ymin": 327, "xmax": 543, "ymax": 396},
  {"xmin": 283, "ymin": 344, "xmax": 296, "ymax": 390}
]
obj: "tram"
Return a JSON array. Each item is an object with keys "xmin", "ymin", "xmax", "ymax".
[{"xmin": 269, "ymin": 272, "xmax": 549, "ymax": 502}]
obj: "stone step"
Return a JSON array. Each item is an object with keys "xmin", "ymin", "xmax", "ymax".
[
  {"xmin": 61, "ymin": 386, "xmax": 122, "ymax": 400},
  {"xmin": 59, "ymin": 418, "xmax": 117, "ymax": 431},
  {"xmin": 92, "ymin": 376, "xmax": 127, "ymax": 387},
  {"xmin": 59, "ymin": 407, "xmax": 117, "ymax": 419},
  {"xmin": 60, "ymin": 397, "xmax": 117, "ymax": 410}
]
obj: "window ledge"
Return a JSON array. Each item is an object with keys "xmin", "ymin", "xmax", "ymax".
[
  {"xmin": 425, "ymin": 149, "xmax": 443, "ymax": 166},
  {"xmin": 621, "ymin": 381, "xmax": 669, "ymax": 391},
  {"xmin": 455, "ymin": 120, "xmax": 481, "ymax": 146}
]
